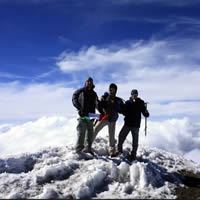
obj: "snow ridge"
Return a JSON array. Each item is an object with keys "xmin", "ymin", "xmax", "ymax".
[{"xmin": 0, "ymin": 137, "xmax": 199, "ymax": 199}]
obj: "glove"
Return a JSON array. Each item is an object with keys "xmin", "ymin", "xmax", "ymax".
[
  {"xmin": 101, "ymin": 92, "xmax": 109, "ymax": 100},
  {"xmin": 144, "ymin": 110, "xmax": 149, "ymax": 118},
  {"xmin": 99, "ymin": 113, "xmax": 109, "ymax": 121},
  {"xmin": 78, "ymin": 110, "xmax": 86, "ymax": 117},
  {"xmin": 99, "ymin": 113, "xmax": 104, "ymax": 121}
]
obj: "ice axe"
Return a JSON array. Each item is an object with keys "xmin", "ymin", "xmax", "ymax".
[{"xmin": 144, "ymin": 102, "xmax": 149, "ymax": 137}]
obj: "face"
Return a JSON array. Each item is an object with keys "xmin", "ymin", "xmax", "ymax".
[
  {"xmin": 131, "ymin": 94, "xmax": 138, "ymax": 100},
  {"xmin": 109, "ymin": 87, "xmax": 117, "ymax": 96},
  {"xmin": 85, "ymin": 80, "xmax": 93, "ymax": 90}
]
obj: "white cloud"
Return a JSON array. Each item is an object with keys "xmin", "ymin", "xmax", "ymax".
[
  {"xmin": 128, "ymin": 117, "xmax": 200, "ymax": 163},
  {"xmin": 34, "ymin": 69, "xmax": 58, "ymax": 80},
  {"xmin": 140, "ymin": 118, "xmax": 200, "ymax": 153},
  {"xmin": 56, "ymin": 46, "xmax": 118, "ymax": 72},
  {"xmin": 56, "ymin": 39, "xmax": 200, "ymax": 119},
  {"xmin": 1, "ymin": 39, "xmax": 200, "ymax": 122},
  {"xmin": 150, "ymin": 101, "xmax": 200, "ymax": 118},
  {"xmin": 56, "ymin": 39, "xmax": 200, "ymax": 81},
  {"xmin": 0, "ymin": 116, "xmax": 199, "ymax": 164},
  {"xmin": 0, "ymin": 116, "xmax": 77, "ymax": 158},
  {"xmin": 184, "ymin": 149, "xmax": 200, "ymax": 163},
  {"xmin": 0, "ymin": 82, "xmax": 76, "ymax": 123},
  {"xmin": 1, "ymin": 38, "xmax": 200, "ymax": 123}
]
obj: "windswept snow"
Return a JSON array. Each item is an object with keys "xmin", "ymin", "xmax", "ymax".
[
  {"xmin": 0, "ymin": 137, "xmax": 199, "ymax": 199},
  {"xmin": 0, "ymin": 116, "xmax": 199, "ymax": 199}
]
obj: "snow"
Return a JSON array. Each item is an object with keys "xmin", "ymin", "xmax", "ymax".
[
  {"xmin": 38, "ymin": 187, "xmax": 62, "ymax": 199},
  {"xmin": 0, "ymin": 155, "xmax": 36, "ymax": 174},
  {"xmin": 0, "ymin": 124, "xmax": 13, "ymax": 134},
  {"xmin": 0, "ymin": 116, "xmax": 200, "ymax": 198},
  {"xmin": 0, "ymin": 137, "xmax": 199, "ymax": 199}
]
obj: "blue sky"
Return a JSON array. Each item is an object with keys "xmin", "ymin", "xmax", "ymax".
[{"xmin": 0, "ymin": 0, "xmax": 200, "ymax": 123}]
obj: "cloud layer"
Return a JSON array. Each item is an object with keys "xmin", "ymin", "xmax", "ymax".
[
  {"xmin": 0, "ymin": 82, "xmax": 75, "ymax": 123},
  {"xmin": 0, "ymin": 116, "xmax": 199, "ymax": 164},
  {"xmin": 1, "ymin": 39, "xmax": 200, "ymax": 122},
  {"xmin": 56, "ymin": 39, "xmax": 200, "ymax": 120}
]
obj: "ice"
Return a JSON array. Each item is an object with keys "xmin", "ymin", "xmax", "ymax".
[
  {"xmin": 110, "ymin": 162, "xmax": 119, "ymax": 181},
  {"xmin": 7, "ymin": 191, "xmax": 22, "ymax": 199},
  {"xmin": 38, "ymin": 187, "xmax": 61, "ymax": 199},
  {"xmin": 0, "ymin": 155, "xmax": 36, "ymax": 173},
  {"xmin": 130, "ymin": 163, "xmax": 140, "ymax": 186},
  {"xmin": 118, "ymin": 162, "xmax": 130, "ymax": 182},
  {"xmin": 35, "ymin": 162, "xmax": 79, "ymax": 184},
  {"xmin": 76, "ymin": 168, "xmax": 107, "ymax": 199},
  {"xmin": 138, "ymin": 163, "xmax": 147, "ymax": 188},
  {"xmin": 0, "ymin": 135, "xmax": 199, "ymax": 199}
]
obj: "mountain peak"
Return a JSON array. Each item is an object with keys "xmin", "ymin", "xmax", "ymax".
[{"xmin": 0, "ymin": 137, "xmax": 199, "ymax": 199}]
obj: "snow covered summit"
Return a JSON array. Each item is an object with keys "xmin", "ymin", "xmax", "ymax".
[{"xmin": 0, "ymin": 136, "xmax": 199, "ymax": 199}]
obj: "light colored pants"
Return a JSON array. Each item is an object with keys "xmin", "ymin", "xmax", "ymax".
[
  {"xmin": 75, "ymin": 118, "xmax": 94, "ymax": 151},
  {"xmin": 93, "ymin": 120, "xmax": 116, "ymax": 148}
]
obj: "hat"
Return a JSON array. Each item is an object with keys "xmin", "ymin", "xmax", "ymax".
[
  {"xmin": 131, "ymin": 89, "xmax": 138, "ymax": 95},
  {"xmin": 103, "ymin": 92, "xmax": 109, "ymax": 98},
  {"xmin": 109, "ymin": 83, "xmax": 117, "ymax": 91},
  {"xmin": 86, "ymin": 77, "xmax": 93, "ymax": 82}
]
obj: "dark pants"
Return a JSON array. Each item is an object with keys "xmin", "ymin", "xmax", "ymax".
[
  {"xmin": 75, "ymin": 118, "xmax": 94, "ymax": 152},
  {"xmin": 117, "ymin": 125, "xmax": 139, "ymax": 156}
]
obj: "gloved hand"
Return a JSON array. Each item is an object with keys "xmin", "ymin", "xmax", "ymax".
[
  {"xmin": 78, "ymin": 110, "xmax": 86, "ymax": 117},
  {"xmin": 101, "ymin": 92, "xmax": 109, "ymax": 100},
  {"xmin": 144, "ymin": 110, "xmax": 150, "ymax": 118},
  {"xmin": 99, "ymin": 113, "xmax": 104, "ymax": 121},
  {"xmin": 99, "ymin": 113, "xmax": 109, "ymax": 121}
]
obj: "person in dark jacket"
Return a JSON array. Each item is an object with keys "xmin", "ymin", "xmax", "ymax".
[
  {"xmin": 72, "ymin": 77, "xmax": 99, "ymax": 155},
  {"xmin": 116, "ymin": 89, "xmax": 149, "ymax": 161},
  {"xmin": 93, "ymin": 83, "xmax": 124, "ymax": 157}
]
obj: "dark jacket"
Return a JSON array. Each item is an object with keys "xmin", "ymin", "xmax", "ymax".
[
  {"xmin": 98, "ymin": 93, "xmax": 124, "ymax": 122},
  {"xmin": 123, "ymin": 97, "xmax": 149, "ymax": 127},
  {"xmin": 72, "ymin": 87, "xmax": 98, "ymax": 117}
]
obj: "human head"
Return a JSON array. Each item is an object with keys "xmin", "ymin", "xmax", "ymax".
[
  {"xmin": 131, "ymin": 89, "xmax": 138, "ymax": 99},
  {"xmin": 85, "ymin": 77, "xmax": 94, "ymax": 90},
  {"xmin": 109, "ymin": 83, "xmax": 117, "ymax": 96}
]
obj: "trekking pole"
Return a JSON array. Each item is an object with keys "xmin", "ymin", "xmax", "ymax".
[
  {"xmin": 144, "ymin": 102, "xmax": 148, "ymax": 137},
  {"xmin": 145, "ymin": 117, "xmax": 147, "ymax": 137}
]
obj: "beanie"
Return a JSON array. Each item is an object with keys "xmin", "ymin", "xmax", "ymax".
[
  {"xmin": 86, "ymin": 77, "xmax": 93, "ymax": 82},
  {"xmin": 109, "ymin": 83, "xmax": 117, "ymax": 91},
  {"xmin": 131, "ymin": 89, "xmax": 138, "ymax": 95}
]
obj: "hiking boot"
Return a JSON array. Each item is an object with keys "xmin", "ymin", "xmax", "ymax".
[
  {"xmin": 83, "ymin": 147, "xmax": 95, "ymax": 156},
  {"xmin": 115, "ymin": 150, "xmax": 123, "ymax": 156},
  {"xmin": 87, "ymin": 150, "xmax": 95, "ymax": 156},
  {"xmin": 127, "ymin": 154, "xmax": 136, "ymax": 162},
  {"xmin": 75, "ymin": 147, "xmax": 83, "ymax": 154},
  {"xmin": 109, "ymin": 147, "xmax": 116, "ymax": 157}
]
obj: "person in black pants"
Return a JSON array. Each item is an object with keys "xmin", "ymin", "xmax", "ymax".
[{"xmin": 117, "ymin": 89, "xmax": 149, "ymax": 161}]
